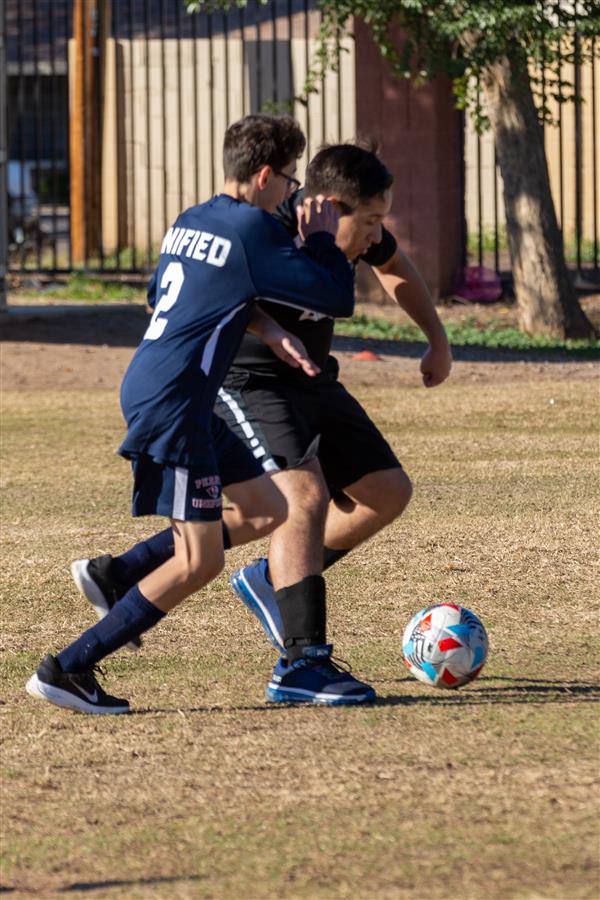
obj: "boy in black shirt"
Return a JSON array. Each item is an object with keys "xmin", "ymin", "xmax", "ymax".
[{"xmin": 222, "ymin": 144, "xmax": 452, "ymax": 702}]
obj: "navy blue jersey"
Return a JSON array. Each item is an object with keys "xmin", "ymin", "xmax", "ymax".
[
  {"xmin": 119, "ymin": 194, "xmax": 354, "ymax": 465},
  {"xmin": 227, "ymin": 190, "xmax": 397, "ymax": 382}
]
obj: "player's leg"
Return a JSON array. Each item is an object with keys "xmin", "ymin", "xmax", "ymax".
[
  {"xmin": 225, "ymin": 378, "xmax": 328, "ymax": 652},
  {"xmin": 26, "ymin": 519, "xmax": 223, "ymax": 715},
  {"xmin": 26, "ymin": 457, "xmax": 226, "ymax": 714},
  {"xmin": 70, "ymin": 529, "xmax": 175, "ymax": 651},
  {"xmin": 214, "ymin": 408, "xmax": 287, "ymax": 546},
  {"xmin": 136, "ymin": 518, "xmax": 224, "ymax": 609},
  {"xmin": 225, "ymin": 381, "xmax": 375, "ymax": 704},
  {"xmin": 317, "ymin": 380, "xmax": 412, "ymax": 568},
  {"xmin": 267, "ymin": 460, "xmax": 329, "ymax": 589},
  {"xmin": 228, "ymin": 460, "xmax": 327, "ymax": 653},
  {"xmin": 70, "ymin": 414, "xmax": 286, "ymax": 642},
  {"xmin": 232, "ymin": 464, "xmax": 411, "ymax": 654},
  {"xmin": 322, "ymin": 467, "xmax": 413, "ymax": 566}
]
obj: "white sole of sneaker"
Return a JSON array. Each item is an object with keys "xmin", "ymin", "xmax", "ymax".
[
  {"xmin": 25, "ymin": 673, "xmax": 129, "ymax": 715},
  {"xmin": 266, "ymin": 682, "xmax": 375, "ymax": 705},
  {"xmin": 233, "ymin": 569, "xmax": 285, "ymax": 650},
  {"xmin": 70, "ymin": 559, "xmax": 140, "ymax": 652}
]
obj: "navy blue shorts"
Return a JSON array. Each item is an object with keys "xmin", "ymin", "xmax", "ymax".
[
  {"xmin": 130, "ymin": 454, "xmax": 223, "ymax": 521},
  {"xmin": 129, "ymin": 415, "xmax": 265, "ymax": 521}
]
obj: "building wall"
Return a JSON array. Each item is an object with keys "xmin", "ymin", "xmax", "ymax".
[{"xmin": 354, "ymin": 20, "xmax": 464, "ymax": 301}]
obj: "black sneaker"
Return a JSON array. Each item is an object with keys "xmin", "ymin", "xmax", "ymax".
[
  {"xmin": 71, "ymin": 555, "xmax": 141, "ymax": 651},
  {"xmin": 26, "ymin": 655, "xmax": 130, "ymax": 715}
]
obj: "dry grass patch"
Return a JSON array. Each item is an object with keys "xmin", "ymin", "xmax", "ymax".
[{"xmin": 1, "ymin": 365, "xmax": 599, "ymax": 899}]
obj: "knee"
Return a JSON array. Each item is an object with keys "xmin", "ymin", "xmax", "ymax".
[
  {"xmin": 297, "ymin": 483, "xmax": 329, "ymax": 525},
  {"xmin": 251, "ymin": 490, "xmax": 288, "ymax": 537},
  {"xmin": 396, "ymin": 469, "xmax": 413, "ymax": 512},
  {"xmin": 374, "ymin": 468, "xmax": 413, "ymax": 523},
  {"xmin": 273, "ymin": 464, "xmax": 329, "ymax": 529},
  {"xmin": 175, "ymin": 545, "xmax": 225, "ymax": 591},
  {"xmin": 294, "ymin": 472, "xmax": 329, "ymax": 520}
]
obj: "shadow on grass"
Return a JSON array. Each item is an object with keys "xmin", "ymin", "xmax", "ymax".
[
  {"xmin": 376, "ymin": 675, "xmax": 600, "ymax": 706},
  {"xmin": 1, "ymin": 306, "xmax": 148, "ymax": 348},
  {"xmin": 2, "ymin": 306, "xmax": 597, "ymax": 362},
  {"xmin": 59, "ymin": 876, "xmax": 204, "ymax": 892},
  {"xmin": 332, "ymin": 335, "xmax": 599, "ymax": 364},
  {"xmin": 0, "ymin": 876, "xmax": 203, "ymax": 894},
  {"xmin": 128, "ymin": 677, "xmax": 600, "ymax": 716}
]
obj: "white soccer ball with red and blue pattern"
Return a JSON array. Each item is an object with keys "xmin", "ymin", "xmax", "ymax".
[{"xmin": 402, "ymin": 603, "xmax": 488, "ymax": 688}]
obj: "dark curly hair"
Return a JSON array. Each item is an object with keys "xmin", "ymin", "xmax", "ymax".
[{"xmin": 223, "ymin": 114, "xmax": 306, "ymax": 182}]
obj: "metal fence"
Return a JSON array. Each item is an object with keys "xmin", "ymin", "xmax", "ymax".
[
  {"xmin": 4, "ymin": 0, "xmax": 353, "ymax": 275},
  {"xmin": 464, "ymin": 39, "xmax": 599, "ymax": 286},
  {"xmin": 3, "ymin": 0, "xmax": 599, "ymax": 286}
]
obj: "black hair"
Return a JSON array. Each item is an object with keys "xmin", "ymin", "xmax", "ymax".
[
  {"xmin": 223, "ymin": 114, "xmax": 306, "ymax": 182},
  {"xmin": 305, "ymin": 142, "xmax": 393, "ymax": 208}
]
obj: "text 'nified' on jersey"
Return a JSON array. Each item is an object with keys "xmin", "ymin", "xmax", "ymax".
[{"xmin": 160, "ymin": 227, "xmax": 232, "ymax": 267}]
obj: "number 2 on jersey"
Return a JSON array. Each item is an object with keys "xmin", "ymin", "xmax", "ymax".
[{"xmin": 144, "ymin": 261, "xmax": 185, "ymax": 340}]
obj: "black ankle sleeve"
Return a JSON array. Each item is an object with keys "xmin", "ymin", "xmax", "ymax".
[{"xmin": 276, "ymin": 575, "xmax": 326, "ymax": 660}]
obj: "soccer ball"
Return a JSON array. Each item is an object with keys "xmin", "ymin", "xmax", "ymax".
[{"xmin": 402, "ymin": 603, "xmax": 488, "ymax": 689}]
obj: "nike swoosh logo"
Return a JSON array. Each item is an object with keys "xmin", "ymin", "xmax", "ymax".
[{"xmin": 76, "ymin": 685, "xmax": 98, "ymax": 703}]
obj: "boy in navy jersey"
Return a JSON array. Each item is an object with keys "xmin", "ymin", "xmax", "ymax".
[
  {"xmin": 26, "ymin": 115, "xmax": 361, "ymax": 715},
  {"xmin": 64, "ymin": 143, "xmax": 451, "ymax": 708}
]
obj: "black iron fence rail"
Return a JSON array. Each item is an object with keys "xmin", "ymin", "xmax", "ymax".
[{"xmin": 3, "ymin": 0, "xmax": 599, "ymax": 287}]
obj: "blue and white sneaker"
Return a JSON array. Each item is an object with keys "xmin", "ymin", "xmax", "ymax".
[
  {"xmin": 229, "ymin": 558, "xmax": 285, "ymax": 655},
  {"xmin": 266, "ymin": 644, "xmax": 376, "ymax": 705}
]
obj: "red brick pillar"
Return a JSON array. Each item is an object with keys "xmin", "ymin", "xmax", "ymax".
[{"xmin": 354, "ymin": 20, "xmax": 464, "ymax": 301}]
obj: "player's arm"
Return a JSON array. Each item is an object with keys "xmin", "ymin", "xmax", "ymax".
[
  {"xmin": 246, "ymin": 305, "xmax": 321, "ymax": 377},
  {"xmin": 246, "ymin": 198, "xmax": 354, "ymax": 319},
  {"xmin": 374, "ymin": 247, "xmax": 452, "ymax": 388}
]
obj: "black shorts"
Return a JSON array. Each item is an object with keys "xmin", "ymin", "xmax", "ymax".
[
  {"xmin": 215, "ymin": 376, "xmax": 401, "ymax": 492},
  {"xmin": 211, "ymin": 410, "xmax": 269, "ymax": 486}
]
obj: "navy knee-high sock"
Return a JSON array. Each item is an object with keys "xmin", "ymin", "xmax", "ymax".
[
  {"xmin": 110, "ymin": 529, "xmax": 175, "ymax": 588},
  {"xmin": 56, "ymin": 586, "xmax": 165, "ymax": 673}
]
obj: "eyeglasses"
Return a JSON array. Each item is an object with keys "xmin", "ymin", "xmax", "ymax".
[{"xmin": 273, "ymin": 170, "xmax": 302, "ymax": 192}]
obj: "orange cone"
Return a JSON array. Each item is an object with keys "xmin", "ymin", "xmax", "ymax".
[{"xmin": 352, "ymin": 349, "xmax": 382, "ymax": 361}]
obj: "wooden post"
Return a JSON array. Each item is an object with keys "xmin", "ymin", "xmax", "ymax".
[{"xmin": 69, "ymin": 0, "xmax": 100, "ymax": 265}]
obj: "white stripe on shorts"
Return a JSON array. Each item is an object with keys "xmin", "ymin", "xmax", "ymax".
[
  {"xmin": 217, "ymin": 387, "xmax": 280, "ymax": 472},
  {"xmin": 173, "ymin": 466, "xmax": 189, "ymax": 520}
]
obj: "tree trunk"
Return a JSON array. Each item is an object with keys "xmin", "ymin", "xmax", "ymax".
[{"xmin": 481, "ymin": 55, "xmax": 595, "ymax": 339}]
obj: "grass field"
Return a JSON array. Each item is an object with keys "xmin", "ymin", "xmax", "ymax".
[{"xmin": 1, "ymin": 337, "xmax": 599, "ymax": 897}]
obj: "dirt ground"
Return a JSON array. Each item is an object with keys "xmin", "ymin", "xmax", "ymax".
[
  {"xmin": 1, "ymin": 297, "xmax": 598, "ymax": 392},
  {"xmin": 2, "ymin": 296, "xmax": 599, "ymax": 898}
]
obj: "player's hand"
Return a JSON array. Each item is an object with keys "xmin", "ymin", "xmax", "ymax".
[
  {"xmin": 247, "ymin": 306, "xmax": 321, "ymax": 377},
  {"xmin": 265, "ymin": 329, "xmax": 321, "ymax": 377},
  {"xmin": 420, "ymin": 340, "xmax": 452, "ymax": 388},
  {"xmin": 297, "ymin": 195, "xmax": 340, "ymax": 241}
]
